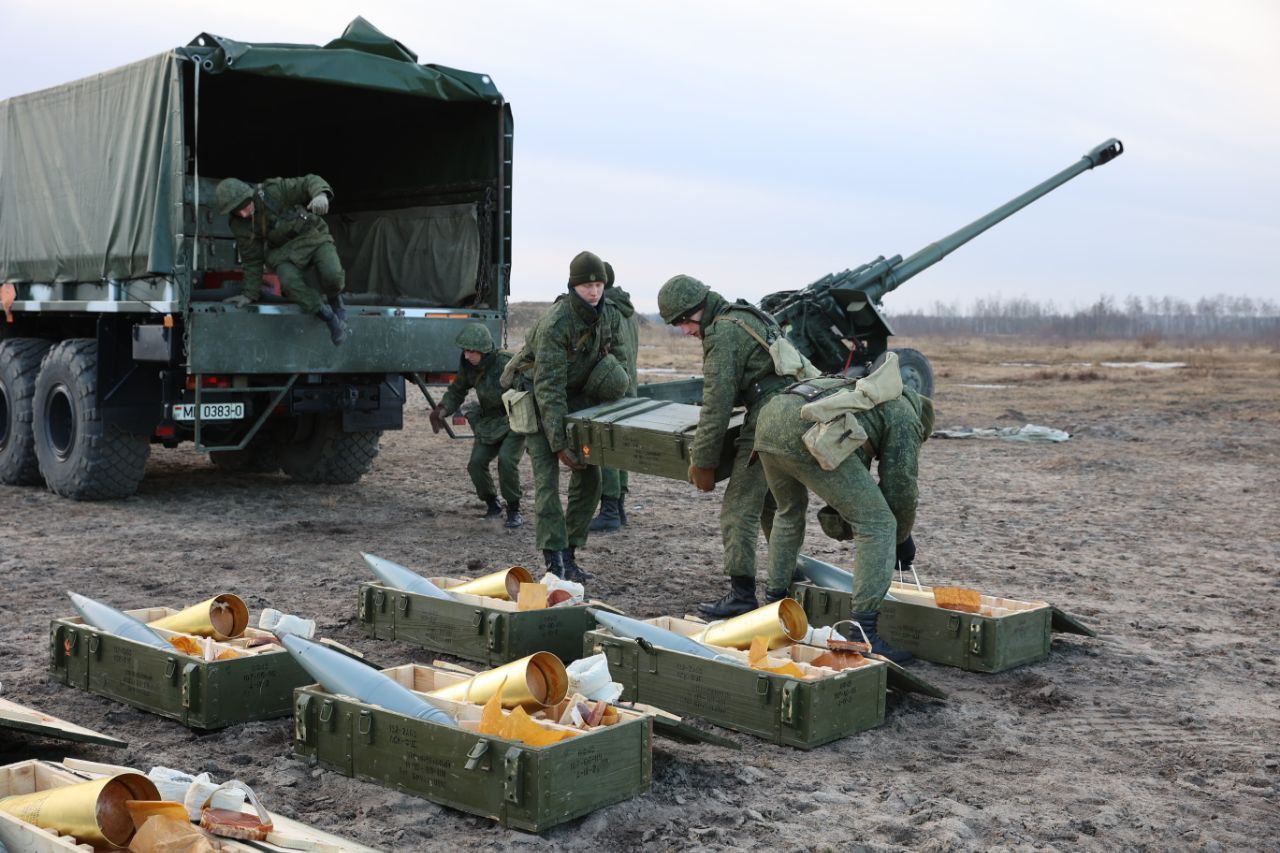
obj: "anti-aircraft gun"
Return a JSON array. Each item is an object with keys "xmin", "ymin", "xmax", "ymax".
[{"xmin": 759, "ymin": 139, "xmax": 1125, "ymax": 397}]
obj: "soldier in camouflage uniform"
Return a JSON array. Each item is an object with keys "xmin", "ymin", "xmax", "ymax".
[
  {"xmin": 431, "ymin": 323, "xmax": 525, "ymax": 528},
  {"xmin": 517, "ymin": 252, "xmax": 632, "ymax": 583},
  {"xmin": 754, "ymin": 378, "xmax": 933, "ymax": 663},
  {"xmin": 589, "ymin": 261, "xmax": 640, "ymax": 533},
  {"xmin": 214, "ymin": 176, "xmax": 349, "ymax": 345},
  {"xmin": 657, "ymin": 275, "xmax": 787, "ymax": 618}
]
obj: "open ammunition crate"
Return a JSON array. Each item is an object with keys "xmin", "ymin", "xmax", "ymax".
[
  {"xmin": 49, "ymin": 606, "xmax": 312, "ymax": 730},
  {"xmin": 566, "ymin": 398, "xmax": 742, "ymax": 482},
  {"xmin": 292, "ymin": 662, "xmax": 652, "ymax": 833},
  {"xmin": 791, "ymin": 580, "xmax": 1096, "ymax": 673},
  {"xmin": 584, "ymin": 615, "xmax": 897, "ymax": 750},
  {"xmin": 358, "ymin": 579, "xmax": 599, "ymax": 665},
  {"xmin": 0, "ymin": 759, "xmax": 378, "ymax": 853}
]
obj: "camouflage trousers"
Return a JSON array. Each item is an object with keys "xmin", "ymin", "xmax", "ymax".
[
  {"xmin": 600, "ymin": 466, "xmax": 629, "ymax": 499},
  {"xmin": 758, "ymin": 449, "xmax": 896, "ymax": 611},
  {"xmin": 274, "ymin": 242, "xmax": 345, "ymax": 313},
  {"xmin": 719, "ymin": 438, "xmax": 776, "ymax": 581},
  {"xmin": 468, "ymin": 432, "xmax": 526, "ymax": 505},
  {"xmin": 526, "ymin": 430, "xmax": 600, "ymax": 550}
]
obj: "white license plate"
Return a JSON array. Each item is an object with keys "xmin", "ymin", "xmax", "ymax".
[{"xmin": 171, "ymin": 402, "xmax": 246, "ymax": 422}]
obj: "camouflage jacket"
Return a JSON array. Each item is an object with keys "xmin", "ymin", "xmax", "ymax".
[
  {"xmin": 439, "ymin": 350, "xmax": 514, "ymax": 444},
  {"xmin": 227, "ymin": 175, "xmax": 334, "ymax": 298},
  {"xmin": 755, "ymin": 381, "xmax": 932, "ymax": 542},
  {"xmin": 605, "ymin": 285, "xmax": 640, "ymax": 391},
  {"xmin": 690, "ymin": 291, "xmax": 784, "ymax": 468},
  {"xmin": 533, "ymin": 293, "xmax": 631, "ymax": 453}
]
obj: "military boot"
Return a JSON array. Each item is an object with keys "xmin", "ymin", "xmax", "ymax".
[
  {"xmin": 560, "ymin": 547, "xmax": 596, "ymax": 583},
  {"xmin": 481, "ymin": 496, "xmax": 503, "ymax": 519},
  {"xmin": 848, "ymin": 609, "xmax": 913, "ymax": 665},
  {"xmin": 617, "ymin": 495, "xmax": 628, "ymax": 526},
  {"xmin": 697, "ymin": 575, "xmax": 758, "ymax": 619},
  {"xmin": 328, "ymin": 292, "xmax": 348, "ymax": 324},
  {"xmin": 588, "ymin": 497, "xmax": 622, "ymax": 533},
  {"xmin": 316, "ymin": 304, "xmax": 349, "ymax": 346},
  {"xmin": 764, "ymin": 587, "xmax": 790, "ymax": 604},
  {"xmin": 505, "ymin": 501, "xmax": 524, "ymax": 529},
  {"xmin": 542, "ymin": 549, "xmax": 565, "ymax": 575}
]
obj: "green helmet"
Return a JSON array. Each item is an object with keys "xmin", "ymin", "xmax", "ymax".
[
  {"xmin": 455, "ymin": 322, "xmax": 495, "ymax": 354},
  {"xmin": 584, "ymin": 354, "xmax": 629, "ymax": 403},
  {"xmin": 657, "ymin": 274, "xmax": 710, "ymax": 324},
  {"xmin": 568, "ymin": 251, "xmax": 607, "ymax": 288},
  {"xmin": 604, "ymin": 261, "xmax": 616, "ymax": 289},
  {"xmin": 215, "ymin": 178, "xmax": 254, "ymax": 216}
]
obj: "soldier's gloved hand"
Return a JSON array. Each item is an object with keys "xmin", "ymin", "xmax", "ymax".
[
  {"xmin": 688, "ymin": 465, "xmax": 716, "ymax": 493},
  {"xmin": 896, "ymin": 536, "xmax": 917, "ymax": 576},
  {"xmin": 307, "ymin": 193, "xmax": 330, "ymax": 215},
  {"xmin": 429, "ymin": 407, "xmax": 446, "ymax": 435},
  {"xmin": 222, "ymin": 292, "xmax": 257, "ymax": 308},
  {"xmin": 557, "ymin": 449, "xmax": 585, "ymax": 471}
]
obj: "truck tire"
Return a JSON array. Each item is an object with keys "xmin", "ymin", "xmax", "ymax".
[
  {"xmin": 276, "ymin": 413, "xmax": 381, "ymax": 485},
  {"xmin": 32, "ymin": 339, "xmax": 151, "ymax": 500},
  {"xmin": 0, "ymin": 338, "xmax": 54, "ymax": 485},
  {"xmin": 889, "ymin": 347, "xmax": 935, "ymax": 398},
  {"xmin": 209, "ymin": 435, "xmax": 281, "ymax": 474}
]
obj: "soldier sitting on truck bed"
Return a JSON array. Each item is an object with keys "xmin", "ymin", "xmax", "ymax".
[
  {"xmin": 214, "ymin": 176, "xmax": 350, "ymax": 346},
  {"xmin": 431, "ymin": 323, "xmax": 525, "ymax": 529},
  {"xmin": 752, "ymin": 357, "xmax": 933, "ymax": 664}
]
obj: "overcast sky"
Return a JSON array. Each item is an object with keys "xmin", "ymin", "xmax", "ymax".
[{"xmin": 3, "ymin": 1, "xmax": 1277, "ymax": 312}]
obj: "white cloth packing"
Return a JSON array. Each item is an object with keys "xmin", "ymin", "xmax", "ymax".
[
  {"xmin": 146, "ymin": 766, "xmax": 246, "ymax": 821},
  {"xmin": 539, "ymin": 572, "xmax": 585, "ymax": 606},
  {"xmin": 259, "ymin": 608, "xmax": 317, "ymax": 638},
  {"xmin": 565, "ymin": 653, "xmax": 624, "ymax": 703}
]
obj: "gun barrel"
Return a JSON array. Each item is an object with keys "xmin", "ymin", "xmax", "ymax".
[{"xmin": 860, "ymin": 138, "xmax": 1124, "ymax": 303}]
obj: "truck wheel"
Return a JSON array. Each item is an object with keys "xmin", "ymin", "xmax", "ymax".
[
  {"xmin": 890, "ymin": 347, "xmax": 935, "ymax": 398},
  {"xmin": 209, "ymin": 435, "xmax": 281, "ymax": 473},
  {"xmin": 0, "ymin": 338, "xmax": 54, "ymax": 485},
  {"xmin": 276, "ymin": 413, "xmax": 381, "ymax": 485},
  {"xmin": 32, "ymin": 339, "xmax": 151, "ymax": 500}
]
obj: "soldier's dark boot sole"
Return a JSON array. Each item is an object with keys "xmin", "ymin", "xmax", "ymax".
[{"xmin": 696, "ymin": 596, "xmax": 758, "ymax": 619}]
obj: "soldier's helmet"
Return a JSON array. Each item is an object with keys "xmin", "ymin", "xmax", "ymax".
[
  {"xmin": 568, "ymin": 251, "xmax": 608, "ymax": 288},
  {"xmin": 657, "ymin": 274, "xmax": 710, "ymax": 324},
  {"xmin": 604, "ymin": 261, "xmax": 616, "ymax": 289},
  {"xmin": 455, "ymin": 323, "xmax": 496, "ymax": 354},
  {"xmin": 585, "ymin": 354, "xmax": 629, "ymax": 403},
  {"xmin": 215, "ymin": 178, "xmax": 254, "ymax": 216}
]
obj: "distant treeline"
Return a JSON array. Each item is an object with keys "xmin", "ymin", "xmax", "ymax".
[{"xmin": 887, "ymin": 294, "xmax": 1280, "ymax": 340}]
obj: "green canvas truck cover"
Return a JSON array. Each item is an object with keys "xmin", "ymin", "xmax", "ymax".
[{"xmin": 0, "ymin": 17, "xmax": 502, "ymax": 288}]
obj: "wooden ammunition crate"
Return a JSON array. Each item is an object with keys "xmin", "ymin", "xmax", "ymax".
[
  {"xmin": 293, "ymin": 662, "xmax": 652, "ymax": 833},
  {"xmin": 357, "ymin": 580, "xmax": 598, "ymax": 666},
  {"xmin": 584, "ymin": 615, "xmax": 893, "ymax": 750},
  {"xmin": 566, "ymin": 398, "xmax": 742, "ymax": 482},
  {"xmin": 49, "ymin": 606, "xmax": 312, "ymax": 730},
  {"xmin": 790, "ymin": 580, "xmax": 1096, "ymax": 673}
]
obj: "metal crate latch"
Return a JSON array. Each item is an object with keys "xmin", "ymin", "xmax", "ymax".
[
  {"xmin": 969, "ymin": 622, "xmax": 984, "ymax": 655},
  {"xmin": 294, "ymin": 694, "xmax": 312, "ymax": 743},
  {"xmin": 780, "ymin": 681, "xmax": 798, "ymax": 726},
  {"xmin": 181, "ymin": 663, "xmax": 198, "ymax": 710},
  {"xmin": 358, "ymin": 710, "xmax": 375, "ymax": 743},
  {"xmin": 486, "ymin": 612, "xmax": 504, "ymax": 652},
  {"xmin": 464, "ymin": 739, "xmax": 491, "ymax": 771},
  {"xmin": 503, "ymin": 747, "xmax": 525, "ymax": 805}
]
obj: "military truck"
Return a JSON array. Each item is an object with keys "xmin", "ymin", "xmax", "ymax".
[
  {"xmin": 641, "ymin": 139, "xmax": 1124, "ymax": 402},
  {"xmin": 0, "ymin": 19, "xmax": 511, "ymax": 499}
]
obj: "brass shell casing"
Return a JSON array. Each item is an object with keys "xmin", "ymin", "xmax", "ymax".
[
  {"xmin": 149, "ymin": 594, "xmax": 249, "ymax": 640},
  {"xmin": 0, "ymin": 772, "xmax": 160, "ymax": 848},
  {"xmin": 450, "ymin": 566, "xmax": 535, "ymax": 601},
  {"xmin": 699, "ymin": 598, "xmax": 809, "ymax": 650},
  {"xmin": 428, "ymin": 652, "xmax": 568, "ymax": 709}
]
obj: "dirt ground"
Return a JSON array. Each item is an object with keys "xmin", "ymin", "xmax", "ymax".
[{"xmin": 2, "ymin": 325, "xmax": 1278, "ymax": 851}]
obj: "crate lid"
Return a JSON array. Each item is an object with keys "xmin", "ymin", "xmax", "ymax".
[
  {"xmin": 1050, "ymin": 607, "xmax": 1096, "ymax": 637},
  {"xmin": 0, "ymin": 696, "xmax": 126, "ymax": 748}
]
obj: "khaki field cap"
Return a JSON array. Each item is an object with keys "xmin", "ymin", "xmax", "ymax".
[
  {"xmin": 455, "ymin": 322, "xmax": 495, "ymax": 354},
  {"xmin": 657, "ymin": 274, "xmax": 710, "ymax": 324},
  {"xmin": 584, "ymin": 354, "xmax": 629, "ymax": 403},
  {"xmin": 215, "ymin": 178, "xmax": 254, "ymax": 216},
  {"xmin": 568, "ymin": 251, "xmax": 607, "ymax": 288}
]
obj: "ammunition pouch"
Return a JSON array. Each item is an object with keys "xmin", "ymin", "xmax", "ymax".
[
  {"xmin": 740, "ymin": 374, "xmax": 791, "ymax": 408},
  {"xmin": 817, "ymin": 504, "xmax": 854, "ymax": 541}
]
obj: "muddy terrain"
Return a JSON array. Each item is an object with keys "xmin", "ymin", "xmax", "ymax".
[{"xmin": 2, "ymin": 327, "xmax": 1277, "ymax": 851}]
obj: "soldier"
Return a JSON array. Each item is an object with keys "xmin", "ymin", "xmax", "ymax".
[
  {"xmin": 589, "ymin": 261, "xmax": 640, "ymax": 533},
  {"xmin": 753, "ymin": 374, "xmax": 932, "ymax": 663},
  {"xmin": 520, "ymin": 252, "xmax": 632, "ymax": 582},
  {"xmin": 657, "ymin": 275, "xmax": 788, "ymax": 618},
  {"xmin": 214, "ymin": 176, "xmax": 349, "ymax": 346},
  {"xmin": 431, "ymin": 323, "xmax": 525, "ymax": 528}
]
